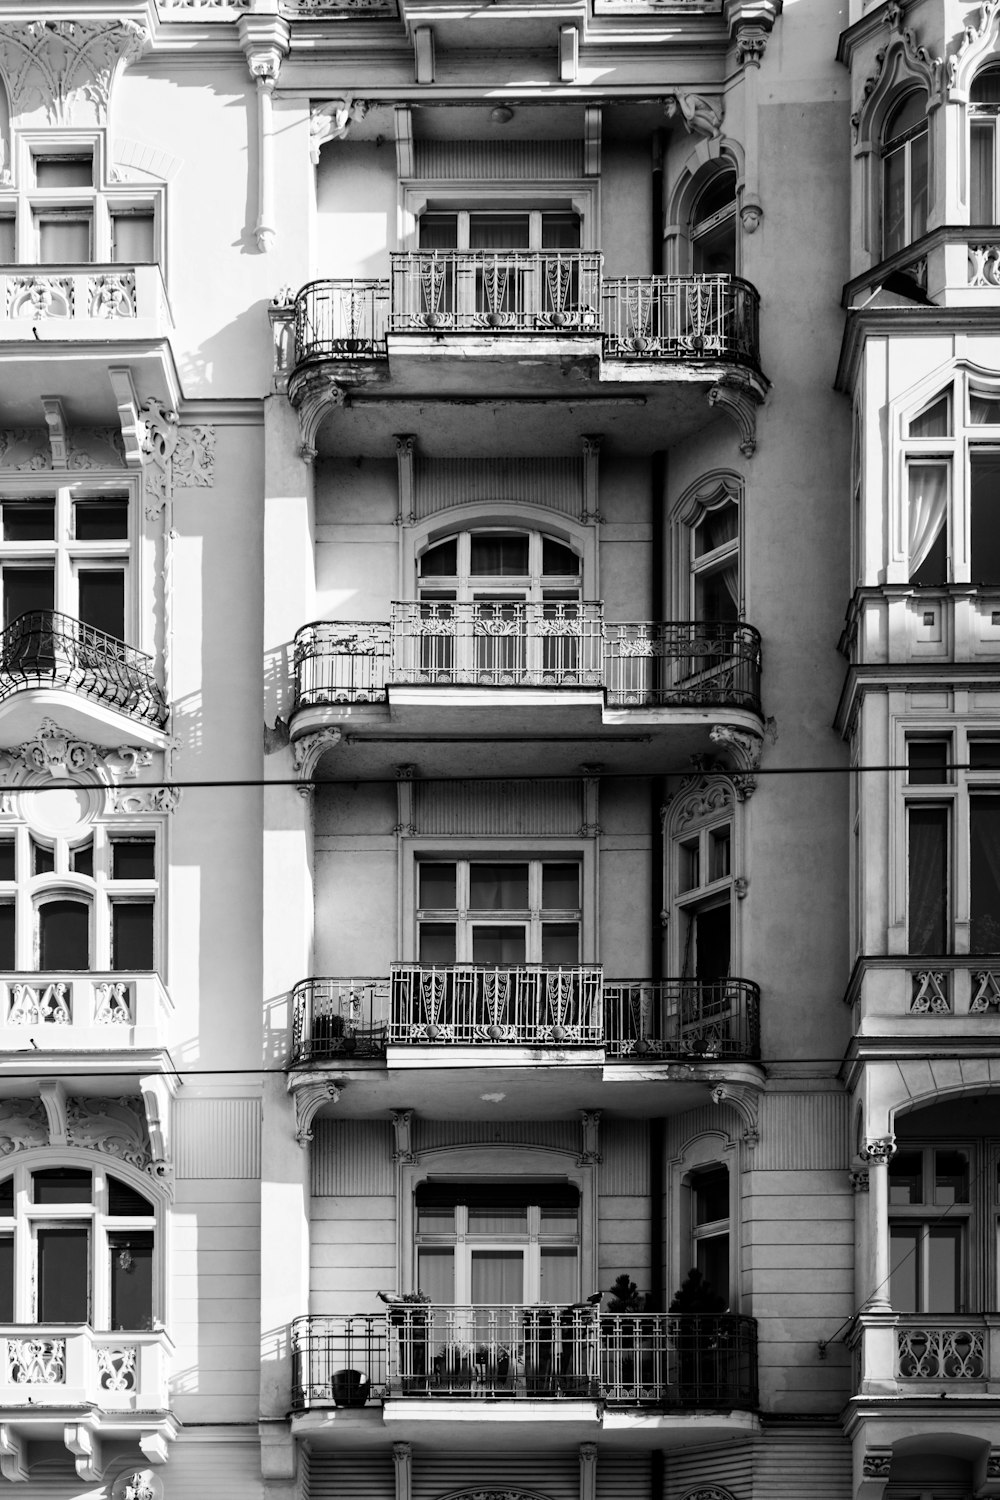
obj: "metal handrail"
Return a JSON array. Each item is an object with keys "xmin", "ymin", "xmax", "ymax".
[{"xmin": 0, "ymin": 610, "xmax": 166, "ymax": 728}]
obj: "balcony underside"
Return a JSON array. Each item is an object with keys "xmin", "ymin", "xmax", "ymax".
[
  {"xmin": 288, "ymin": 1058, "xmax": 764, "ymax": 1123},
  {"xmin": 292, "ymin": 1402, "xmax": 760, "ymax": 1451},
  {"xmin": 0, "ymin": 1047, "xmax": 173, "ymax": 1092},
  {"xmin": 0, "ymin": 686, "xmax": 168, "ymax": 751},
  {"xmin": 0, "ymin": 341, "xmax": 179, "ymax": 430},
  {"xmin": 290, "ymin": 697, "xmax": 763, "ymax": 781}
]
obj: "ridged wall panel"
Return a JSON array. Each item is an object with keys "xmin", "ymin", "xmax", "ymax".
[
  {"xmin": 416, "ymin": 1119, "xmax": 579, "ymax": 1153},
  {"xmin": 597, "ymin": 1454, "xmax": 649, "ymax": 1500},
  {"xmin": 412, "ymin": 1451, "xmax": 579, "ymax": 1500},
  {"xmin": 307, "ymin": 1449, "xmax": 395, "ymax": 1500},
  {"xmin": 173, "ymin": 1097, "xmax": 261, "ymax": 1179},
  {"xmin": 752, "ymin": 1093, "xmax": 850, "ymax": 1170},
  {"xmin": 312, "ymin": 1119, "xmax": 395, "ymax": 1195},
  {"xmin": 18, "ymin": 1446, "xmax": 265, "ymax": 1500},
  {"xmin": 750, "ymin": 1428, "xmax": 852, "ymax": 1500},
  {"xmin": 414, "ymin": 779, "xmax": 582, "ymax": 836},
  {"xmin": 662, "ymin": 1439, "xmax": 753, "ymax": 1500},
  {"xmin": 415, "ymin": 458, "xmax": 584, "ymax": 520},
  {"xmin": 665, "ymin": 1102, "xmax": 740, "ymax": 1161},
  {"xmin": 599, "ymin": 1119, "xmax": 648, "ymax": 1194},
  {"xmin": 412, "ymin": 140, "xmax": 583, "ymax": 180}
]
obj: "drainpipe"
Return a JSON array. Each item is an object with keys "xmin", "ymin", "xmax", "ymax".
[
  {"xmin": 650, "ymin": 448, "xmax": 667, "ymax": 1319},
  {"xmin": 652, "ymin": 131, "xmax": 665, "ymax": 275}
]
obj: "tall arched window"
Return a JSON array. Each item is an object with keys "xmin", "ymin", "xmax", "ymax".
[
  {"xmin": 882, "ymin": 92, "xmax": 928, "ymax": 257},
  {"xmin": 970, "ymin": 66, "xmax": 1000, "ymax": 222},
  {"xmin": 690, "ymin": 168, "xmax": 737, "ymax": 276},
  {"xmin": 690, "ymin": 498, "xmax": 740, "ymax": 623}
]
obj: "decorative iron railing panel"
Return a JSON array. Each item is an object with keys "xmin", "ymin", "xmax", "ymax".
[
  {"xmin": 605, "ymin": 622, "xmax": 762, "ymax": 713},
  {"xmin": 897, "ymin": 1323, "xmax": 987, "ymax": 1380},
  {"xmin": 0, "ymin": 611, "xmax": 165, "ymax": 728},
  {"xmin": 604, "ymin": 979, "xmax": 760, "ymax": 1060},
  {"xmin": 290, "ymin": 1309, "xmax": 757, "ymax": 1410},
  {"xmin": 290, "ymin": 978, "xmax": 389, "ymax": 1064},
  {"xmin": 294, "ymin": 279, "xmax": 389, "ymax": 363},
  {"xmin": 294, "ymin": 621, "xmax": 391, "ymax": 707},
  {"xmin": 602, "ymin": 275, "xmax": 761, "ymax": 367},
  {"xmin": 390, "ymin": 601, "xmax": 605, "ymax": 688},
  {"xmin": 389, "ymin": 251, "xmax": 602, "ymax": 333},
  {"xmin": 389, "ymin": 963, "xmax": 604, "ymax": 1046}
]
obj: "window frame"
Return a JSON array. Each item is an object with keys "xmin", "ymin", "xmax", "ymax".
[
  {"xmin": 969, "ymin": 66, "xmax": 1000, "ymax": 223},
  {"xmin": 414, "ymin": 1193, "xmax": 582, "ymax": 1305},
  {"xmin": 401, "ymin": 185, "xmax": 599, "ymax": 254},
  {"xmin": 665, "ymin": 778, "xmax": 740, "ymax": 981},
  {"xmin": 670, "ymin": 1132, "xmax": 740, "ymax": 1314},
  {"xmin": 888, "ymin": 1143, "xmax": 975, "ymax": 1314},
  {"xmin": 881, "ymin": 92, "xmax": 929, "ymax": 259}
]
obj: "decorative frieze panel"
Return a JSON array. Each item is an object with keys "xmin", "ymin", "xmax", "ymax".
[
  {"xmin": 971, "ymin": 970, "xmax": 1000, "ymax": 1011},
  {"xmin": 411, "ymin": 140, "xmax": 583, "ymax": 181},
  {"xmin": 6, "ymin": 275, "xmax": 73, "ymax": 319},
  {"xmin": 910, "ymin": 969, "xmax": 950, "ymax": 1013},
  {"xmin": 0, "ymin": 19, "xmax": 147, "ymax": 126},
  {"xmin": 8, "ymin": 1338, "xmax": 65, "ymax": 1385},
  {"xmin": 970, "ymin": 244, "xmax": 1000, "ymax": 287},
  {"xmin": 413, "ymin": 458, "xmax": 583, "ymax": 522},
  {"xmin": 413, "ymin": 778, "xmax": 583, "ymax": 835},
  {"xmin": 9, "ymin": 981, "xmax": 70, "ymax": 1026},
  {"xmin": 0, "ymin": 1093, "xmax": 154, "ymax": 1172},
  {"xmin": 96, "ymin": 1345, "xmax": 137, "ymax": 1392},
  {"xmin": 0, "ymin": 427, "xmax": 125, "ymax": 471},
  {"xmin": 897, "ymin": 1324, "xmax": 986, "ymax": 1379}
]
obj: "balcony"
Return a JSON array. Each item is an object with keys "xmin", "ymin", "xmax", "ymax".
[
  {"xmin": 290, "ymin": 613, "xmax": 763, "ymax": 777},
  {"xmin": 0, "ymin": 611, "xmax": 166, "ymax": 744},
  {"xmin": 290, "ymin": 1308, "xmax": 758, "ymax": 1411},
  {"xmin": 289, "ymin": 971, "xmax": 761, "ymax": 1064},
  {"xmin": 852, "ymin": 1313, "xmax": 1000, "ymax": 1396},
  {"xmin": 840, "ymin": 586, "xmax": 1000, "ymax": 666},
  {"xmin": 281, "ymin": 268, "xmax": 766, "ymax": 455},
  {"xmin": 0, "ymin": 972, "xmax": 172, "ymax": 1055},
  {"xmin": 845, "ymin": 956, "xmax": 1000, "ymax": 1040}
]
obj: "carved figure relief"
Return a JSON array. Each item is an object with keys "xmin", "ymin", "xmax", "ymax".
[
  {"xmin": 65, "ymin": 1097, "xmax": 150, "ymax": 1169},
  {"xmin": 664, "ymin": 93, "xmax": 723, "ymax": 140}
]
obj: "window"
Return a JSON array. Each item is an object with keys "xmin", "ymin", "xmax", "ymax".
[
  {"xmin": 883, "ymin": 92, "xmax": 928, "ymax": 257},
  {"xmin": 674, "ymin": 819, "xmax": 732, "ymax": 982},
  {"xmin": 690, "ymin": 168, "xmax": 737, "ymax": 275},
  {"xmin": 691, "ymin": 1165, "xmax": 730, "ymax": 1308},
  {"xmin": 890, "ymin": 1147, "xmax": 970, "ymax": 1312},
  {"xmin": 0, "ymin": 1161, "xmax": 157, "ymax": 1329},
  {"xmin": 414, "ymin": 1180, "xmax": 580, "ymax": 1305},
  {"xmin": 417, "ymin": 858, "xmax": 581, "ymax": 966},
  {"xmin": 690, "ymin": 498, "xmax": 740, "ymax": 623},
  {"xmin": 0, "ymin": 822, "xmax": 157, "ymax": 974},
  {"xmin": 971, "ymin": 67, "xmax": 1000, "ymax": 222},
  {"xmin": 418, "ymin": 210, "xmax": 580, "ymax": 251},
  {"xmin": 0, "ymin": 489, "xmax": 130, "ymax": 647}
]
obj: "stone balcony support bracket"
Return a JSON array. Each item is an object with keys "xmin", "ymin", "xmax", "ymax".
[
  {"xmin": 292, "ymin": 1080, "xmax": 342, "ymax": 1146},
  {"xmin": 64, "ymin": 1424, "xmax": 104, "ymax": 1484},
  {"xmin": 0, "ymin": 1426, "xmax": 27, "ymax": 1483}
]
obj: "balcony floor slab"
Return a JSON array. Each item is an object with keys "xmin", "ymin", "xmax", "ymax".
[{"xmin": 0, "ymin": 687, "xmax": 169, "ymax": 751}]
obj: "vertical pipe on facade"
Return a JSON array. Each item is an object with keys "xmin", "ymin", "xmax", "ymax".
[
  {"xmin": 651, "ymin": 130, "xmax": 665, "ymax": 275},
  {"xmin": 649, "ymin": 434, "xmax": 667, "ymax": 1317}
]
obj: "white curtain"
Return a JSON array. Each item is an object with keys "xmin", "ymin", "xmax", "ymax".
[{"xmin": 907, "ymin": 463, "xmax": 948, "ymax": 579}]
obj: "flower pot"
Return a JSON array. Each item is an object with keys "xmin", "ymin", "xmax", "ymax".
[{"xmin": 331, "ymin": 1368, "xmax": 369, "ymax": 1407}]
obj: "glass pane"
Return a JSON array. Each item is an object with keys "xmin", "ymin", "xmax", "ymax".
[
  {"xmin": 471, "ymin": 1250, "xmax": 524, "ymax": 1303},
  {"xmin": 35, "ymin": 157, "xmax": 92, "ymax": 188},
  {"xmin": 695, "ymin": 563, "xmax": 739, "ymax": 623},
  {"xmin": 419, "ymin": 923, "xmax": 456, "ymax": 965},
  {"xmin": 78, "ymin": 571, "xmax": 125, "ymax": 639},
  {"xmin": 889, "ymin": 1150, "xmax": 924, "ymax": 1205},
  {"xmin": 695, "ymin": 502, "xmax": 738, "ymax": 556},
  {"xmin": 539, "ymin": 1203, "xmax": 579, "ymax": 1235},
  {"xmin": 935, "ymin": 1150, "xmax": 969, "ymax": 1205},
  {"xmin": 908, "ymin": 806, "xmax": 948, "ymax": 954},
  {"xmin": 33, "ymin": 1168, "xmax": 91, "ymax": 1205},
  {"xmin": 0, "ymin": 220, "xmax": 14, "ymax": 264},
  {"xmin": 74, "ymin": 499, "xmax": 128, "ymax": 541},
  {"xmin": 907, "ymin": 462, "xmax": 948, "ymax": 584},
  {"xmin": 4, "ymin": 567, "xmax": 54, "ymax": 624},
  {"xmin": 469, "ymin": 214, "xmax": 530, "ymax": 250},
  {"xmin": 0, "ymin": 1238, "xmax": 12, "ymax": 1322},
  {"xmin": 38, "ymin": 218, "xmax": 90, "ymax": 264},
  {"xmin": 468, "ymin": 1206, "xmax": 528, "ymax": 1234},
  {"xmin": 972, "ymin": 67, "xmax": 1000, "ymax": 104},
  {"xmin": 417, "ymin": 1247, "xmax": 454, "ymax": 1303},
  {"xmin": 971, "ymin": 796, "xmax": 1000, "ymax": 953},
  {"xmin": 971, "ymin": 454, "xmax": 1000, "ymax": 582},
  {"xmin": 420, "ymin": 540, "xmax": 458, "ymax": 576},
  {"xmin": 39, "ymin": 900, "xmax": 89, "ymax": 969},
  {"xmin": 470, "ymin": 535, "xmax": 529, "ymax": 577},
  {"xmin": 679, "ymin": 838, "xmax": 700, "ymax": 891},
  {"xmin": 32, "ymin": 841, "xmax": 54, "ymax": 876},
  {"xmin": 71, "ymin": 842, "xmax": 93, "ymax": 878},
  {"xmin": 112, "ymin": 214, "xmax": 154, "ymax": 264},
  {"xmin": 908, "ymin": 740, "xmax": 949, "ymax": 783},
  {"xmin": 693, "ymin": 903, "xmax": 730, "ymax": 981},
  {"xmin": 890, "ymin": 1224, "xmax": 919, "ymax": 1312},
  {"xmin": 927, "ymin": 1225, "xmax": 962, "ymax": 1313},
  {"xmin": 0, "ymin": 905, "xmax": 14, "ymax": 969},
  {"xmin": 472, "ymin": 926, "xmax": 526, "ymax": 964},
  {"xmin": 694, "ymin": 1166, "xmax": 729, "ymax": 1224},
  {"xmin": 908, "ymin": 393, "xmax": 951, "ymax": 438},
  {"xmin": 970, "ymin": 741, "xmax": 1000, "ymax": 768},
  {"xmin": 2, "ymin": 502, "xmax": 54, "ymax": 541},
  {"xmin": 540, "ymin": 1247, "xmax": 578, "ymax": 1303},
  {"xmin": 910, "ymin": 131, "xmax": 929, "ymax": 240},
  {"xmin": 107, "ymin": 1176, "xmax": 153, "ymax": 1216},
  {"xmin": 709, "ymin": 828, "xmax": 731, "ymax": 881},
  {"xmin": 541, "ymin": 214, "xmax": 580, "ymax": 249},
  {"xmin": 38, "ymin": 1227, "xmax": 89, "ymax": 1321},
  {"xmin": 696, "ymin": 1233, "xmax": 729, "ymax": 1308},
  {"xmin": 469, "ymin": 864, "xmax": 528, "ymax": 911},
  {"xmin": 0, "ymin": 1180, "xmax": 12, "ymax": 1217},
  {"xmin": 542, "ymin": 539, "xmax": 578, "ymax": 575},
  {"xmin": 883, "ymin": 144, "xmax": 907, "ymax": 257},
  {"xmin": 416, "ymin": 1205, "xmax": 454, "ymax": 1233},
  {"xmin": 541, "ymin": 923, "xmax": 578, "ymax": 964},
  {"xmin": 972, "ymin": 121, "xmax": 995, "ymax": 222},
  {"xmin": 112, "ymin": 838, "xmax": 155, "ymax": 881},
  {"xmin": 112, "ymin": 902, "xmax": 154, "ymax": 970},
  {"xmin": 695, "ymin": 172, "xmax": 736, "ymax": 222},
  {"xmin": 886, "ymin": 92, "xmax": 926, "ymax": 141},
  {"xmin": 542, "ymin": 864, "xmax": 578, "ymax": 910},
  {"xmin": 971, "ymin": 391, "xmax": 1000, "ymax": 425},
  {"xmin": 0, "ymin": 840, "xmax": 14, "ymax": 881},
  {"xmin": 418, "ymin": 215, "xmax": 458, "ymax": 250},
  {"xmin": 110, "ymin": 1232, "xmax": 153, "ymax": 1330}
]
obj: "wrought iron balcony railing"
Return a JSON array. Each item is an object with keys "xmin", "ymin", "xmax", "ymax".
[
  {"xmin": 291, "ymin": 1308, "xmax": 758, "ymax": 1410},
  {"xmin": 390, "ymin": 251, "xmax": 603, "ymax": 333},
  {"xmin": 289, "ymin": 270, "xmax": 762, "ymax": 370},
  {"xmin": 289, "ymin": 971, "xmax": 760, "ymax": 1063},
  {"xmin": 0, "ymin": 611, "xmax": 166, "ymax": 728},
  {"xmin": 292, "ymin": 615, "xmax": 763, "ymax": 714},
  {"xmin": 604, "ymin": 979, "xmax": 760, "ymax": 1060},
  {"xmin": 602, "ymin": 275, "xmax": 760, "ymax": 366}
]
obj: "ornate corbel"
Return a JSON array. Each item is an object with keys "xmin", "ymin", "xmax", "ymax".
[
  {"xmin": 581, "ymin": 436, "xmax": 603, "ymax": 524},
  {"xmin": 38, "ymin": 1079, "xmax": 68, "ymax": 1146},
  {"xmin": 859, "ymin": 1453, "xmax": 892, "ymax": 1500},
  {"xmin": 138, "ymin": 1433, "xmax": 171, "ymax": 1466},
  {"xmin": 850, "ymin": 1167, "xmax": 870, "ymax": 1193},
  {"xmin": 292, "ymin": 728, "xmax": 343, "ymax": 793},
  {"xmin": 973, "ymin": 1449, "xmax": 1000, "ymax": 1498},
  {"xmin": 65, "ymin": 1426, "xmax": 104, "ymax": 1484},
  {"xmin": 711, "ymin": 1083, "xmax": 759, "ymax": 1147},
  {"xmin": 734, "ymin": 26, "xmax": 769, "ymax": 68},
  {"xmin": 579, "ymin": 1445, "xmax": 598, "ymax": 1500},
  {"xmin": 707, "ymin": 376, "xmax": 762, "ymax": 458},
  {"xmin": 139, "ymin": 1073, "xmax": 174, "ymax": 1187},
  {"xmin": 392, "ymin": 1109, "xmax": 415, "ymax": 1165},
  {"xmin": 237, "ymin": 15, "xmax": 290, "ymax": 253},
  {"xmin": 395, "ymin": 435, "xmax": 416, "ymax": 526},
  {"xmin": 139, "ymin": 396, "xmax": 180, "ymax": 521},
  {"xmin": 41, "ymin": 397, "xmax": 68, "ymax": 469},
  {"xmin": 310, "ymin": 98, "xmax": 370, "ymax": 164},
  {"xmin": 294, "ymin": 1081, "xmax": 341, "ymax": 1146},
  {"xmin": 392, "ymin": 1443, "xmax": 412, "ymax": 1500},
  {"xmin": 0, "ymin": 1427, "xmax": 27, "ymax": 1483},
  {"xmin": 578, "ymin": 1109, "xmax": 602, "ymax": 1165},
  {"xmin": 740, "ymin": 198, "xmax": 763, "ymax": 233},
  {"xmin": 862, "ymin": 1136, "xmax": 896, "ymax": 1163},
  {"xmin": 292, "ymin": 371, "xmax": 349, "ymax": 458},
  {"xmin": 664, "ymin": 93, "xmax": 723, "ymax": 140},
  {"xmin": 710, "ymin": 724, "xmax": 763, "ymax": 800}
]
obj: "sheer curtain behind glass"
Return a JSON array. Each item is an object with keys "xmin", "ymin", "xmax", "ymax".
[{"xmin": 908, "ymin": 463, "xmax": 948, "ymax": 583}]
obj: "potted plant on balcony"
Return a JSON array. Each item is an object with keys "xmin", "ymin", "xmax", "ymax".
[
  {"xmin": 330, "ymin": 1368, "xmax": 370, "ymax": 1407},
  {"xmin": 603, "ymin": 1274, "xmax": 647, "ymax": 1391},
  {"xmin": 379, "ymin": 1289, "xmax": 431, "ymax": 1394},
  {"xmin": 668, "ymin": 1268, "xmax": 728, "ymax": 1405}
]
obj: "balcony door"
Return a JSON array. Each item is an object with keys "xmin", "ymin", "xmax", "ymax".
[{"xmin": 417, "ymin": 210, "xmax": 581, "ymax": 325}]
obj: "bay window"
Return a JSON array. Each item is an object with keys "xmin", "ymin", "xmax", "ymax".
[
  {"xmin": 971, "ymin": 66, "xmax": 1000, "ymax": 223},
  {"xmin": 882, "ymin": 92, "xmax": 928, "ymax": 257},
  {"xmin": 0, "ymin": 489, "xmax": 130, "ymax": 645},
  {"xmin": 889, "ymin": 1147, "xmax": 971, "ymax": 1313}
]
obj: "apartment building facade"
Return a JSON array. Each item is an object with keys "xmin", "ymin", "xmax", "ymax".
[{"xmin": 0, "ymin": 1, "xmax": 990, "ymax": 1499}]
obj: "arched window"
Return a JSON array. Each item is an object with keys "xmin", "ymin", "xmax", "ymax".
[
  {"xmin": 667, "ymin": 778, "xmax": 736, "ymax": 985},
  {"xmin": 0, "ymin": 1160, "xmax": 158, "ymax": 1329},
  {"xmin": 38, "ymin": 896, "xmax": 90, "ymax": 969},
  {"xmin": 970, "ymin": 66, "xmax": 1000, "ymax": 223},
  {"xmin": 690, "ymin": 168, "xmax": 737, "ymax": 276},
  {"xmin": 690, "ymin": 498, "xmax": 740, "ymax": 623},
  {"xmin": 688, "ymin": 1163, "xmax": 730, "ymax": 1308},
  {"xmin": 882, "ymin": 92, "xmax": 928, "ymax": 257}
]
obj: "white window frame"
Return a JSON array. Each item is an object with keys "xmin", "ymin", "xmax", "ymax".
[
  {"xmin": 669, "ymin": 472, "xmax": 744, "ymax": 622},
  {"xmin": 401, "ymin": 184, "xmax": 599, "ymax": 254},
  {"xmin": 663, "ymin": 777, "xmax": 741, "ymax": 979},
  {"xmin": 415, "ymin": 1197, "xmax": 582, "ymax": 1305},
  {"xmin": 668, "ymin": 1130, "xmax": 740, "ymax": 1314},
  {"xmin": 888, "ymin": 1142, "xmax": 974, "ymax": 1314},
  {"xmin": 881, "ymin": 95, "xmax": 929, "ymax": 258},
  {"xmin": 403, "ymin": 511, "xmax": 596, "ymax": 603},
  {"xmin": 415, "ymin": 854, "xmax": 584, "ymax": 965}
]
